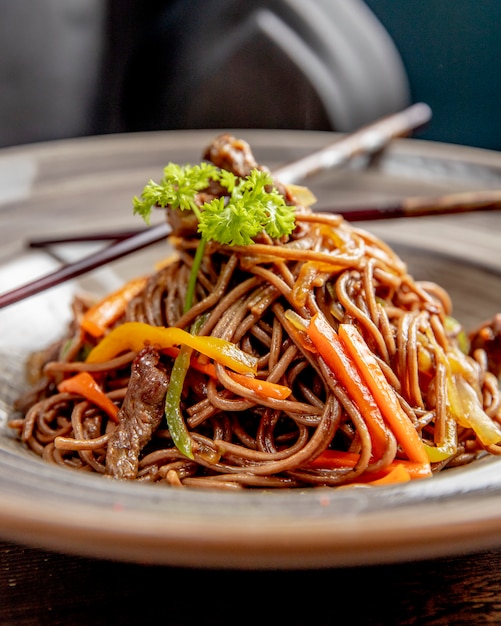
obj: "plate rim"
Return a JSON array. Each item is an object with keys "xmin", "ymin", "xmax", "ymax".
[{"xmin": 1, "ymin": 129, "xmax": 501, "ymax": 568}]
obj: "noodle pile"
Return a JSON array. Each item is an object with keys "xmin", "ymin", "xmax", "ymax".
[{"xmin": 9, "ymin": 136, "xmax": 501, "ymax": 490}]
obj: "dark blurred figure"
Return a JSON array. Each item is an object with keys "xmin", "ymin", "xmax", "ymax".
[
  {"xmin": 0, "ymin": 0, "xmax": 409, "ymax": 148},
  {"xmin": 0, "ymin": 1, "xmax": 498, "ymax": 149},
  {"xmin": 97, "ymin": 0, "xmax": 409, "ymax": 136}
]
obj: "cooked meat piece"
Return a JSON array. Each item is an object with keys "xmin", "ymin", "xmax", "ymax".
[
  {"xmin": 106, "ymin": 346, "xmax": 170, "ymax": 479},
  {"xmin": 469, "ymin": 313, "xmax": 501, "ymax": 378},
  {"xmin": 203, "ymin": 133, "xmax": 263, "ymax": 178}
]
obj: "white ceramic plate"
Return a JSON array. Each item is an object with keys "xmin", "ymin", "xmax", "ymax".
[{"xmin": 1, "ymin": 130, "xmax": 501, "ymax": 569}]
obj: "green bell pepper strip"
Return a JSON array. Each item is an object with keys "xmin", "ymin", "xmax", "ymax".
[
  {"xmin": 164, "ymin": 313, "xmax": 207, "ymax": 460},
  {"xmin": 164, "ymin": 344, "xmax": 194, "ymax": 459}
]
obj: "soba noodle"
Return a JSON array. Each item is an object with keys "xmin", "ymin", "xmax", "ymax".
[{"xmin": 9, "ymin": 135, "xmax": 501, "ymax": 490}]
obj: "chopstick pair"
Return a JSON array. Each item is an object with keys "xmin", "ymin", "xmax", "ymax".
[
  {"xmin": 28, "ymin": 187, "xmax": 501, "ymax": 250},
  {"xmin": 0, "ymin": 102, "xmax": 435, "ymax": 309}
]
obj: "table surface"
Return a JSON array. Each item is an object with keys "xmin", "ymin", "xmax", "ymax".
[{"xmin": 2, "ymin": 539, "xmax": 501, "ymax": 625}]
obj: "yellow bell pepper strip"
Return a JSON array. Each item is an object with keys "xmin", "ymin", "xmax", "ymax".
[
  {"xmin": 164, "ymin": 344, "xmax": 194, "ymax": 459},
  {"xmin": 305, "ymin": 313, "xmax": 389, "ymax": 461},
  {"xmin": 226, "ymin": 371, "xmax": 292, "ymax": 400},
  {"xmin": 57, "ymin": 371, "xmax": 119, "ymax": 423},
  {"xmin": 338, "ymin": 323, "xmax": 431, "ymax": 472},
  {"xmin": 85, "ymin": 322, "xmax": 257, "ymax": 374},
  {"xmin": 81, "ymin": 276, "xmax": 149, "ymax": 338}
]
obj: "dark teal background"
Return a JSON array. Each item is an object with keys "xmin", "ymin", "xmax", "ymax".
[{"xmin": 364, "ymin": 1, "xmax": 501, "ymax": 149}]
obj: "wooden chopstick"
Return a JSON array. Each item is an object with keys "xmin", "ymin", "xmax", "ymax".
[
  {"xmin": 328, "ymin": 188, "xmax": 501, "ymax": 221},
  {"xmin": 0, "ymin": 223, "xmax": 171, "ymax": 309},
  {"xmin": 27, "ymin": 229, "xmax": 143, "ymax": 248},
  {"xmin": 0, "ymin": 103, "xmax": 432, "ymax": 309},
  {"xmin": 25, "ymin": 188, "xmax": 501, "ymax": 250},
  {"xmin": 272, "ymin": 102, "xmax": 432, "ymax": 183}
]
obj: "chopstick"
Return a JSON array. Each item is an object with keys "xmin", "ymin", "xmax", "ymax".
[
  {"xmin": 325, "ymin": 188, "xmax": 501, "ymax": 221},
  {"xmin": 26, "ymin": 188, "xmax": 501, "ymax": 250},
  {"xmin": 27, "ymin": 229, "xmax": 142, "ymax": 248},
  {"xmin": 272, "ymin": 102, "xmax": 431, "ymax": 183},
  {"xmin": 0, "ymin": 103, "xmax": 432, "ymax": 310},
  {"xmin": 0, "ymin": 223, "xmax": 171, "ymax": 308}
]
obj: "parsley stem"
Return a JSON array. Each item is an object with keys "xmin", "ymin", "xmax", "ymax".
[{"xmin": 184, "ymin": 236, "xmax": 207, "ymax": 313}]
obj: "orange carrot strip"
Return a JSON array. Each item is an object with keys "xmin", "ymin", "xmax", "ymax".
[
  {"xmin": 226, "ymin": 371, "xmax": 292, "ymax": 400},
  {"xmin": 57, "ymin": 371, "xmax": 119, "ymax": 423},
  {"xmin": 166, "ymin": 348, "xmax": 289, "ymax": 397},
  {"xmin": 308, "ymin": 450, "xmax": 359, "ymax": 469},
  {"xmin": 307, "ymin": 312, "xmax": 388, "ymax": 460},
  {"xmin": 361, "ymin": 464, "xmax": 411, "ymax": 486},
  {"xmin": 339, "ymin": 323, "xmax": 431, "ymax": 472},
  {"xmin": 308, "ymin": 450, "xmax": 430, "ymax": 480},
  {"xmin": 81, "ymin": 276, "xmax": 148, "ymax": 338}
]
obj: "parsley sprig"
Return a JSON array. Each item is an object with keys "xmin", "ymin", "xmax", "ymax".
[
  {"xmin": 133, "ymin": 162, "xmax": 296, "ymax": 246},
  {"xmin": 133, "ymin": 161, "xmax": 296, "ymax": 312}
]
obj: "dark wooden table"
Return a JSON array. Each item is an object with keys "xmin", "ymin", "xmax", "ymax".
[{"xmin": 1, "ymin": 539, "xmax": 501, "ymax": 625}]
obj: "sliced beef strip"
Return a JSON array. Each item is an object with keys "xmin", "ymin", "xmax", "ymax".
[{"xmin": 106, "ymin": 346, "xmax": 170, "ymax": 479}]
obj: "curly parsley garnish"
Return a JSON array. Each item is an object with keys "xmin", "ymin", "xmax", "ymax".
[{"xmin": 133, "ymin": 163, "xmax": 296, "ymax": 246}]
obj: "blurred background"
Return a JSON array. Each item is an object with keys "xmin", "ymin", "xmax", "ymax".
[{"xmin": 0, "ymin": 0, "xmax": 499, "ymax": 150}]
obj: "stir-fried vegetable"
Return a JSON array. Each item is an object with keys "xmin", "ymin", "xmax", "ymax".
[
  {"xmin": 80, "ymin": 276, "xmax": 148, "ymax": 338},
  {"xmin": 164, "ymin": 344, "xmax": 194, "ymax": 459},
  {"xmin": 305, "ymin": 312, "xmax": 389, "ymax": 462},
  {"xmin": 86, "ymin": 322, "xmax": 258, "ymax": 374},
  {"xmin": 58, "ymin": 371, "xmax": 119, "ymax": 422},
  {"xmin": 338, "ymin": 323, "xmax": 431, "ymax": 470},
  {"xmin": 226, "ymin": 372, "xmax": 292, "ymax": 400}
]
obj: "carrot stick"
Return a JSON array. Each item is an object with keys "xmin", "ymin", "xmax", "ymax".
[
  {"xmin": 164, "ymin": 347, "xmax": 291, "ymax": 398},
  {"xmin": 308, "ymin": 449, "xmax": 430, "ymax": 480},
  {"xmin": 361, "ymin": 464, "xmax": 412, "ymax": 486},
  {"xmin": 81, "ymin": 276, "xmax": 148, "ymax": 338},
  {"xmin": 339, "ymin": 323, "xmax": 431, "ymax": 471},
  {"xmin": 226, "ymin": 371, "xmax": 292, "ymax": 400},
  {"xmin": 307, "ymin": 449, "xmax": 360, "ymax": 468},
  {"xmin": 306, "ymin": 313, "xmax": 388, "ymax": 460},
  {"xmin": 164, "ymin": 343, "xmax": 292, "ymax": 401},
  {"xmin": 57, "ymin": 371, "xmax": 119, "ymax": 422}
]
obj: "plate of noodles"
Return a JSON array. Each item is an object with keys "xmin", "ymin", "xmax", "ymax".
[{"xmin": 0, "ymin": 128, "xmax": 501, "ymax": 569}]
